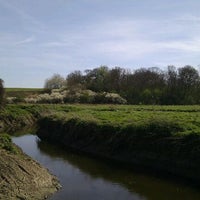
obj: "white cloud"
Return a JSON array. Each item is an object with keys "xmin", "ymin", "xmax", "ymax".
[
  {"xmin": 158, "ymin": 39, "xmax": 200, "ymax": 52},
  {"xmin": 176, "ymin": 14, "xmax": 200, "ymax": 22},
  {"xmin": 15, "ymin": 36, "xmax": 35, "ymax": 45},
  {"xmin": 42, "ymin": 41, "xmax": 72, "ymax": 47},
  {"xmin": 57, "ymin": 18, "xmax": 200, "ymax": 61}
]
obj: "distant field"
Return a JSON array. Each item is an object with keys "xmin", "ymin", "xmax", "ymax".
[
  {"xmin": 5, "ymin": 88, "xmax": 43, "ymax": 92},
  {"xmin": 5, "ymin": 88, "xmax": 44, "ymax": 98}
]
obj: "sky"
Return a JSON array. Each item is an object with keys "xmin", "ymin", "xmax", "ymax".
[{"xmin": 1, "ymin": 0, "xmax": 200, "ymax": 88}]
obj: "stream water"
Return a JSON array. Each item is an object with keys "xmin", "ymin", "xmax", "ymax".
[{"xmin": 12, "ymin": 134, "xmax": 200, "ymax": 200}]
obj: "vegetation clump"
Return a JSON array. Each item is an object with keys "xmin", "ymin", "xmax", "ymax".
[
  {"xmin": 0, "ymin": 133, "xmax": 17, "ymax": 153},
  {"xmin": 23, "ymin": 88, "xmax": 127, "ymax": 104}
]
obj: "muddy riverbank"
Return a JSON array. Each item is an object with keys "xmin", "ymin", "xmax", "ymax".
[{"xmin": 0, "ymin": 134, "xmax": 60, "ymax": 200}]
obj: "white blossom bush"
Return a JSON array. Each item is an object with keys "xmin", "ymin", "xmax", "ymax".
[
  {"xmin": 37, "ymin": 93, "xmax": 52, "ymax": 103},
  {"xmin": 24, "ymin": 97, "xmax": 37, "ymax": 104},
  {"xmin": 105, "ymin": 93, "xmax": 127, "ymax": 104},
  {"xmin": 6, "ymin": 97, "xmax": 17, "ymax": 104},
  {"xmin": 23, "ymin": 89, "xmax": 127, "ymax": 104},
  {"xmin": 49, "ymin": 92, "xmax": 64, "ymax": 103}
]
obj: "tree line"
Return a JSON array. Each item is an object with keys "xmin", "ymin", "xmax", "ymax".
[
  {"xmin": 0, "ymin": 79, "xmax": 4, "ymax": 106},
  {"xmin": 45, "ymin": 65, "xmax": 200, "ymax": 105}
]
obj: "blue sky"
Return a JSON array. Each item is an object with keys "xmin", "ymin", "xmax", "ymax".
[{"xmin": 1, "ymin": 0, "xmax": 200, "ymax": 88}]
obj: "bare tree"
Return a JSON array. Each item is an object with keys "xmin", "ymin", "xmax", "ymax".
[{"xmin": 44, "ymin": 74, "xmax": 66, "ymax": 89}]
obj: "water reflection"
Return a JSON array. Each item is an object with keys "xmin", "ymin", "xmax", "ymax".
[{"xmin": 13, "ymin": 134, "xmax": 200, "ymax": 200}]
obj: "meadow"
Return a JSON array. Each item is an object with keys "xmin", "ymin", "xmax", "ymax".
[
  {"xmin": 5, "ymin": 88, "xmax": 44, "ymax": 100},
  {"xmin": 54, "ymin": 104, "xmax": 200, "ymax": 135},
  {"xmin": 2, "ymin": 103, "xmax": 200, "ymax": 182},
  {"xmin": 2, "ymin": 103, "xmax": 200, "ymax": 136}
]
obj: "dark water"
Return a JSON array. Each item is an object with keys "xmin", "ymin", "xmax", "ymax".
[{"xmin": 12, "ymin": 134, "xmax": 200, "ymax": 200}]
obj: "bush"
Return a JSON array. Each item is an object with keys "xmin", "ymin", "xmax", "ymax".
[
  {"xmin": 24, "ymin": 88, "xmax": 127, "ymax": 104},
  {"xmin": 94, "ymin": 92, "xmax": 127, "ymax": 104},
  {"xmin": 6, "ymin": 97, "xmax": 18, "ymax": 104},
  {"xmin": 0, "ymin": 134, "xmax": 17, "ymax": 153}
]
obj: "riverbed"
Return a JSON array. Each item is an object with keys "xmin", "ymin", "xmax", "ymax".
[{"xmin": 12, "ymin": 134, "xmax": 200, "ymax": 200}]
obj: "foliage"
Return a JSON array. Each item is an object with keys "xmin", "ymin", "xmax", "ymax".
[
  {"xmin": 0, "ymin": 133, "xmax": 17, "ymax": 153},
  {"xmin": 23, "ymin": 88, "xmax": 127, "ymax": 104},
  {"xmin": 63, "ymin": 65, "xmax": 200, "ymax": 105},
  {"xmin": 66, "ymin": 70, "xmax": 84, "ymax": 88}
]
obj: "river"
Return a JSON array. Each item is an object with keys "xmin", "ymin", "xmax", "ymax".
[{"xmin": 12, "ymin": 134, "xmax": 200, "ymax": 200}]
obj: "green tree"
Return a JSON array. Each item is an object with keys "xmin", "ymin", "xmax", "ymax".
[
  {"xmin": 130, "ymin": 68, "xmax": 165, "ymax": 104},
  {"xmin": 106, "ymin": 67, "xmax": 125, "ymax": 93},
  {"xmin": 178, "ymin": 65, "xmax": 200, "ymax": 104},
  {"xmin": 66, "ymin": 70, "xmax": 83, "ymax": 89},
  {"xmin": 84, "ymin": 66, "xmax": 109, "ymax": 92},
  {"xmin": 163, "ymin": 66, "xmax": 179, "ymax": 104}
]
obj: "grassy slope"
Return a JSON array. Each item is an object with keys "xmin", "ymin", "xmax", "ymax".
[
  {"xmin": 36, "ymin": 104, "xmax": 200, "ymax": 135},
  {"xmin": 2, "ymin": 104, "xmax": 200, "ymax": 135},
  {"xmin": 35, "ymin": 104, "xmax": 200, "ymax": 182},
  {"xmin": 2, "ymin": 104, "xmax": 200, "ymax": 181}
]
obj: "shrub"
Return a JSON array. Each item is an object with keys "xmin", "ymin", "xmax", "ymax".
[
  {"xmin": 23, "ymin": 88, "xmax": 127, "ymax": 104},
  {"xmin": 105, "ymin": 93, "xmax": 127, "ymax": 104},
  {"xmin": 6, "ymin": 97, "xmax": 18, "ymax": 104},
  {"xmin": 94, "ymin": 92, "xmax": 127, "ymax": 104},
  {"xmin": 0, "ymin": 134, "xmax": 17, "ymax": 153}
]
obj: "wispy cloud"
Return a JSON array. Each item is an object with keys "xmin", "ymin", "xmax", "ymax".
[
  {"xmin": 55, "ymin": 18, "xmax": 200, "ymax": 62},
  {"xmin": 42, "ymin": 41, "xmax": 72, "ymax": 47},
  {"xmin": 158, "ymin": 38, "xmax": 200, "ymax": 52},
  {"xmin": 15, "ymin": 36, "xmax": 35, "ymax": 45},
  {"xmin": 0, "ymin": 0, "xmax": 44, "ymax": 30},
  {"xmin": 176, "ymin": 14, "xmax": 200, "ymax": 22}
]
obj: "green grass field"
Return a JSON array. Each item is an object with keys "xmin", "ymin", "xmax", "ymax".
[
  {"xmin": 2, "ymin": 104, "xmax": 200, "ymax": 136},
  {"xmin": 5, "ymin": 88, "xmax": 43, "ymax": 92},
  {"xmin": 5, "ymin": 88, "xmax": 44, "ymax": 99},
  {"xmin": 56, "ymin": 104, "xmax": 200, "ymax": 135}
]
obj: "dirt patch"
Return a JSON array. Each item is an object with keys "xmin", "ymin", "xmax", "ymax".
[{"xmin": 0, "ymin": 145, "xmax": 61, "ymax": 200}]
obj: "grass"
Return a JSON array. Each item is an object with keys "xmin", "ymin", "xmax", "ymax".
[
  {"xmin": 2, "ymin": 104, "xmax": 200, "ymax": 136},
  {"xmin": 5, "ymin": 88, "xmax": 44, "ymax": 99},
  {"xmin": 2, "ymin": 103, "xmax": 200, "ymax": 181},
  {"xmin": 0, "ymin": 133, "xmax": 18, "ymax": 153},
  {"xmin": 5, "ymin": 88, "xmax": 43, "ymax": 92},
  {"xmin": 37, "ymin": 104, "xmax": 200, "ymax": 136}
]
